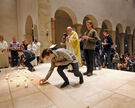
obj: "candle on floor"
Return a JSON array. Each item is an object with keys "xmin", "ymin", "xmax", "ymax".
[
  {"xmin": 16, "ymin": 83, "xmax": 20, "ymax": 87},
  {"xmin": 25, "ymin": 83, "xmax": 28, "ymax": 88},
  {"xmin": 30, "ymin": 78, "xmax": 33, "ymax": 81},
  {"xmin": 7, "ymin": 74, "xmax": 9, "ymax": 77},
  {"xmin": 10, "ymin": 79, "xmax": 13, "ymax": 82},
  {"xmin": 40, "ymin": 81, "xmax": 43, "ymax": 85},
  {"xmin": 26, "ymin": 75, "xmax": 28, "ymax": 78},
  {"xmin": 5, "ymin": 77, "xmax": 8, "ymax": 80}
]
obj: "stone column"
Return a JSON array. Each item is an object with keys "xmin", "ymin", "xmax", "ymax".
[
  {"xmin": 33, "ymin": 25, "xmax": 38, "ymax": 40},
  {"xmin": 128, "ymin": 34, "xmax": 133, "ymax": 56},
  {"xmin": 51, "ymin": 18, "xmax": 55, "ymax": 44},
  {"xmin": 133, "ymin": 37, "xmax": 135, "ymax": 55},
  {"xmin": 95, "ymin": 28, "xmax": 101, "ymax": 39},
  {"xmin": 74, "ymin": 24, "xmax": 82, "ymax": 37},
  {"xmin": 119, "ymin": 33, "xmax": 125, "ymax": 55},
  {"xmin": 110, "ymin": 30, "xmax": 116, "ymax": 49},
  {"xmin": 38, "ymin": 0, "xmax": 52, "ymax": 50}
]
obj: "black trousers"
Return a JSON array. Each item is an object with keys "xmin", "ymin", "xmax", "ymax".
[
  {"xmin": 37, "ymin": 56, "xmax": 40, "ymax": 64},
  {"xmin": 57, "ymin": 63, "xmax": 82, "ymax": 83},
  {"xmin": 11, "ymin": 50, "xmax": 18, "ymax": 67},
  {"xmin": 101, "ymin": 48, "xmax": 112, "ymax": 69},
  {"xmin": 84, "ymin": 49, "xmax": 94, "ymax": 74},
  {"xmin": 24, "ymin": 56, "xmax": 35, "ymax": 70}
]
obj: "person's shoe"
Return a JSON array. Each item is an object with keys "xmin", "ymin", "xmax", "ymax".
[
  {"xmin": 29, "ymin": 68, "xmax": 36, "ymax": 72},
  {"xmin": 87, "ymin": 73, "xmax": 93, "ymax": 77},
  {"xmin": 61, "ymin": 82, "xmax": 69, "ymax": 88},
  {"xmin": 32, "ymin": 68, "xmax": 36, "ymax": 72},
  {"xmin": 98, "ymin": 66, "xmax": 101, "ymax": 70},
  {"xmin": 68, "ymin": 70, "xmax": 74, "ymax": 73},
  {"xmin": 79, "ymin": 75, "xmax": 84, "ymax": 84},
  {"xmin": 83, "ymin": 72, "xmax": 88, "ymax": 75}
]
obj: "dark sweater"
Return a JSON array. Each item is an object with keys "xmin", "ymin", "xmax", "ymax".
[
  {"xmin": 20, "ymin": 50, "xmax": 35, "ymax": 63},
  {"xmin": 102, "ymin": 35, "xmax": 113, "ymax": 50}
]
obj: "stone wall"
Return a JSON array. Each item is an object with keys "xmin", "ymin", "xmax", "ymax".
[
  {"xmin": 0, "ymin": 0, "xmax": 18, "ymax": 43},
  {"xmin": 50, "ymin": 0, "xmax": 135, "ymax": 31}
]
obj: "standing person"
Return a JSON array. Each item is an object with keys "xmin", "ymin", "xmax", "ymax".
[
  {"xmin": 0, "ymin": 35, "xmax": 9, "ymax": 68},
  {"xmin": 34, "ymin": 39, "xmax": 41, "ymax": 64},
  {"xmin": 9, "ymin": 37, "xmax": 20, "ymax": 67},
  {"xmin": 112, "ymin": 50, "xmax": 120, "ymax": 69},
  {"xmin": 40, "ymin": 48, "xmax": 84, "ymax": 88},
  {"xmin": 81, "ymin": 20, "xmax": 99, "ymax": 76},
  {"xmin": 66, "ymin": 26, "xmax": 82, "ymax": 67},
  {"xmin": 27, "ymin": 40, "xmax": 37, "ymax": 66},
  {"xmin": 20, "ymin": 40, "xmax": 28, "ymax": 50},
  {"xmin": 94, "ymin": 40, "xmax": 102, "ymax": 70},
  {"xmin": 18, "ymin": 50, "xmax": 36, "ymax": 72},
  {"xmin": 60, "ymin": 33, "xmax": 67, "ymax": 48},
  {"xmin": 101, "ymin": 29, "xmax": 113, "ymax": 69}
]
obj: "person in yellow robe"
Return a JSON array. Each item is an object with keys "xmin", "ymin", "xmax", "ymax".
[{"xmin": 66, "ymin": 26, "xmax": 82, "ymax": 67}]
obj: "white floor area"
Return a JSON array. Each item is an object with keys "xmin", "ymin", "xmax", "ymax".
[{"xmin": 1, "ymin": 63, "xmax": 135, "ymax": 108}]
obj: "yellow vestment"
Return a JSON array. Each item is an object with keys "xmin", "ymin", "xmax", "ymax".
[{"xmin": 66, "ymin": 31, "xmax": 82, "ymax": 67}]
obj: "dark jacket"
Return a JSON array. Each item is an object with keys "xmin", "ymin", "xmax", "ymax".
[
  {"xmin": 95, "ymin": 40, "xmax": 101, "ymax": 53},
  {"xmin": 20, "ymin": 50, "xmax": 35, "ymax": 63},
  {"xmin": 102, "ymin": 35, "xmax": 113, "ymax": 50},
  {"xmin": 83, "ymin": 28, "xmax": 100, "ymax": 50}
]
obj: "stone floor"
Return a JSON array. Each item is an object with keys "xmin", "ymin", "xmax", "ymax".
[{"xmin": 1, "ymin": 63, "xmax": 135, "ymax": 108}]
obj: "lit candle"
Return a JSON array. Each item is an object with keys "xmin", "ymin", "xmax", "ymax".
[
  {"xmin": 7, "ymin": 74, "xmax": 9, "ymax": 77},
  {"xmin": 10, "ymin": 79, "xmax": 13, "ymax": 82},
  {"xmin": 25, "ymin": 83, "xmax": 28, "ymax": 88},
  {"xmin": 30, "ymin": 78, "xmax": 33, "ymax": 81},
  {"xmin": 5, "ymin": 77, "xmax": 8, "ymax": 80},
  {"xmin": 40, "ymin": 81, "xmax": 43, "ymax": 85},
  {"xmin": 16, "ymin": 83, "xmax": 20, "ymax": 87}
]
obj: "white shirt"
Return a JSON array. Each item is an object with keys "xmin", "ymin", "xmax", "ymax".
[
  {"xmin": 35, "ymin": 42, "xmax": 41, "ymax": 56},
  {"xmin": 27, "ymin": 43, "xmax": 37, "ymax": 54},
  {"xmin": 0, "ymin": 40, "xmax": 8, "ymax": 54}
]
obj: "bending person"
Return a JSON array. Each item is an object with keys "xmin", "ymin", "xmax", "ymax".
[
  {"xmin": 41, "ymin": 48, "xmax": 84, "ymax": 88},
  {"xmin": 18, "ymin": 50, "xmax": 36, "ymax": 72}
]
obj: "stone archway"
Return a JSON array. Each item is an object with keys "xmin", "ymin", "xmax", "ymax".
[
  {"xmin": 125, "ymin": 26, "xmax": 132, "ymax": 55},
  {"xmin": 25, "ymin": 16, "xmax": 34, "ymax": 42},
  {"xmin": 100, "ymin": 20, "xmax": 112, "ymax": 41},
  {"xmin": 55, "ymin": 9, "xmax": 74, "ymax": 46},
  {"xmin": 116, "ymin": 24, "xmax": 123, "ymax": 54},
  {"xmin": 81, "ymin": 14, "xmax": 98, "ymax": 35}
]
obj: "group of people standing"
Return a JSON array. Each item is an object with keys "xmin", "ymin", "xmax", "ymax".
[
  {"xmin": 0, "ymin": 19, "xmax": 114, "ymax": 88},
  {"xmin": 60, "ymin": 20, "xmax": 113, "ymax": 76},
  {"xmin": 40, "ymin": 20, "xmax": 114, "ymax": 88},
  {"xmin": 0, "ymin": 36, "xmax": 41, "ymax": 72}
]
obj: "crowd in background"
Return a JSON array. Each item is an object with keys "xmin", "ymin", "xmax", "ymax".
[
  {"xmin": 0, "ymin": 36, "xmax": 41, "ymax": 69},
  {"xmin": 59, "ymin": 23, "xmax": 135, "ymax": 73},
  {"xmin": 1, "ymin": 19, "xmax": 135, "ymax": 74}
]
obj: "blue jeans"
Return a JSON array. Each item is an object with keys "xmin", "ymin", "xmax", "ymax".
[
  {"xmin": 94, "ymin": 51, "xmax": 101, "ymax": 67},
  {"xmin": 101, "ymin": 49, "xmax": 112, "ymax": 69}
]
